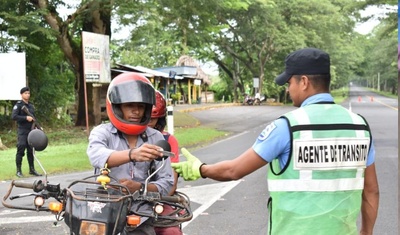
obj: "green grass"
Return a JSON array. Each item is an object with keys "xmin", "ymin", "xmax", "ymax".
[
  {"xmin": 331, "ymin": 87, "xmax": 349, "ymax": 104},
  {"xmin": 174, "ymin": 127, "xmax": 228, "ymax": 149},
  {"xmin": 0, "ymin": 142, "xmax": 89, "ymax": 180},
  {"xmin": 366, "ymin": 88, "xmax": 398, "ymax": 99}
]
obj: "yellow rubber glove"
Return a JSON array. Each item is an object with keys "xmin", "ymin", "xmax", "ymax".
[{"xmin": 171, "ymin": 148, "xmax": 204, "ymax": 181}]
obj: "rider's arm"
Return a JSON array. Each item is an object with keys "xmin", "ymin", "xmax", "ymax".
[{"xmin": 87, "ymin": 125, "xmax": 163, "ymax": 168}]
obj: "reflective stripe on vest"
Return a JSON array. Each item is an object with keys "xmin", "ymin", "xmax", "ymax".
[{"xmin": 268, "ymin": 171, "xmax": 364, "ymax": 191}]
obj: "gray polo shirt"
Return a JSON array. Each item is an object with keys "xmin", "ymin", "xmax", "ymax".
[{"xmin": 87, "ymin": 123, "xmax": 174, "ymax": 223}]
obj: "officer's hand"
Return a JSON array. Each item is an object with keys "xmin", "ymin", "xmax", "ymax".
[{"xmin": 171, "ymin": 148, "xmax": 203, "ymax": 181}]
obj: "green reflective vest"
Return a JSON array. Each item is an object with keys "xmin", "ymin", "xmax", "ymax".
[{"xmin": 267, "ymin": 103, "xmax": 371, "ymax": 235}]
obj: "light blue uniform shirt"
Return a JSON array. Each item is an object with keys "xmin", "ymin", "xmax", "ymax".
[{"xmin": 252, "ymin": 93, "xmax": 375, "ymax": 168}]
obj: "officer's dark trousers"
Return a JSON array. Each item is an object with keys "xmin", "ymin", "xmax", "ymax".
[{"xmin": 16, "ymin": 133, "xmax": 34, "ymax": 169}]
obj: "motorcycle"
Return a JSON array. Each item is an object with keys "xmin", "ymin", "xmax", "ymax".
[
  {"xmin": 243, "ymin": 93, "xmax": 265, "ymax": 106},
  {"xmin": 243, "ymin": 94, "xmax": 255, "ymax": 105},
  {"xmin": 253, "ymin": 93, "xmax": 266, "ymax": 105},
  {"xmin": 2, "ymin": 129, "xmax": 192, "ymax": 235}
]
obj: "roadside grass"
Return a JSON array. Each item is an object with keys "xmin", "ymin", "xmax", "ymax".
[
  {"xmin": 174, "ymin": 127, "xmax": 229, "ymax": 149},
  {"xmin": 0, "ymin": 111, "xmax": 226, "ymax": 181},
  {"xmin": 0, "ymin": 142, "xmax": 89, "ymax": 180},
  {"xmin": 331, "ymin": 87, "xmax": 348, "ymax": 104},
  {"xmin": 366, "ymin": 88, "xmax": 398, "ymax": 99}
]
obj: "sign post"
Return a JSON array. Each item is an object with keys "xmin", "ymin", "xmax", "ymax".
[
  {"xmin": 0, "ymin": 52, "xmax": 26, "ymax": 100},
  {"xmin": 82, "ymin": 31, "xmax": 111, "ymax": 134}
]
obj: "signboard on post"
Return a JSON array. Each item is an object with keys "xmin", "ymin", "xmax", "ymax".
[
  {"xmin": 0, "ymin": 52, "xmax": 26, "ymax": 100},
  {"xmin": 253, "ymin": 77, "xmax": 259, "ymax": 88},
  {"xmin": 82, "ymin": 31, "xmax": 111, "ymax": 83}
]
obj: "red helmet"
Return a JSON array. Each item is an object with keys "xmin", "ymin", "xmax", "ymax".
[
  {"xmin": 106, "ymin": 72, "xmax": 156, "ymax": 135},
  {"xmin": 152, "ymin": 91, "xmax": 167, "ymax": 118}
]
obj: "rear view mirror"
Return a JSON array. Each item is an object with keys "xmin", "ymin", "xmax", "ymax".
[{"xmin": 27, "ymin": 129, "xmax": 48, "ymax": 151}]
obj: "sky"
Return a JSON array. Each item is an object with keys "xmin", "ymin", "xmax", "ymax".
[{"xmin": 354, "ymin": 5, "xmax": 396, "ymax": 35}]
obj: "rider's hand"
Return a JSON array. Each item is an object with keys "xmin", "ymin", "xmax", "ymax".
[
  {"xmin": 130, "ymin": 144, "xmax": 164, "ymax": 162},
  {"xmin": 171, "ymin": 148, "xmax": 204, "ymax": 181},
  {"xmin": 119, "ymin": 179, "xmax": 141, "ymax": 194}
]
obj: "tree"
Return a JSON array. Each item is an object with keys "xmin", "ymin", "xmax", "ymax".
[
  {"xmin": 1, "ymin": 0, "xmax": 396, "ymax": 130},
  {"xmin": 29, "ymin": 0, "xmax": 113, "ymax": 126},
  {"xmin": 0, "ymin": 0, "xmax": 74, "ymax": 127}
]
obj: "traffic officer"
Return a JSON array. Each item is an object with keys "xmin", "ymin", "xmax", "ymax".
[
  {"xmin": 12, "ymin": 87, "xmax": 42, "ymax": 177},
  {"xmin": 171, "ymin": 48, "xmax": 379, "ymax": 235}
]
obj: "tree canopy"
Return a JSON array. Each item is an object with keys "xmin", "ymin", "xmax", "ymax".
[{"xmin": 0, "ymin": 0, "xmax": 397, "ymax": 128}]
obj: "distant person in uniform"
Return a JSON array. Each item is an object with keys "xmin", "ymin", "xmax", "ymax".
[{"xmin": 11, "ymin": 87, "xmax": 42, "ymax": 177}]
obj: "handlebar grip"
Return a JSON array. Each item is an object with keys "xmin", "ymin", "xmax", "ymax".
[
  {"xmin": 160, "ymin": 195, "xmax": 181, "ymax": 203},
  {"xmin": 13, "ymin": 180, "xmax": 44, "ymax": 193},
  {"xmin": 13, "ymin": 180, "xmax": 35, "ymax": 189}
]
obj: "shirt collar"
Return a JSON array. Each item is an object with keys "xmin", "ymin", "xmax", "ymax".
[{"xmin": 301, "ymin": 93, "xmax": 334, "ymax": 107}]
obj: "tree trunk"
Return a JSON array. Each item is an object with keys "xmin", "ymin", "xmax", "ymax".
[{"xmin": 32, "ymin": 0, "xmax": 112, "ymax": 127}]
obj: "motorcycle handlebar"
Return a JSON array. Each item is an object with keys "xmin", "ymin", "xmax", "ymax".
[{"xmin": 2, "ymin": 180, "xmax": 49, "ymax": 211}]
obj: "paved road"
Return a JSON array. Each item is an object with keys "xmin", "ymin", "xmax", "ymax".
[
  {"xmin": 178, "ymin": 85, "xmax": 398, "ymax": 235},
  {"xmin": 0, "ymin": 85, "xmax": 397, "ymax": 234}
]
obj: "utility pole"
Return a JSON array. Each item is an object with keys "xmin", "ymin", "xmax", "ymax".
[{"xmin": 377, "ymin": 72, "xmax": 380, "ymax": 91}]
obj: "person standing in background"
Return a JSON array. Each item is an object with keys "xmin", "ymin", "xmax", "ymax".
[
  {"xmin": 11, "ymin": 87, "xmax": 42, "ymax": 177},
  {"xmin": 148, "ymin": 91, "xmax": 182, "ymax": 235}
]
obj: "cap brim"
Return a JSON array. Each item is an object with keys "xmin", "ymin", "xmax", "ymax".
[{"xmin": 275, "ymin": 72, "xmax": 291, "ymax": 86}]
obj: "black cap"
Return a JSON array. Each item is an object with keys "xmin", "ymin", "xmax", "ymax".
[
  {"xmin": 275, "ymin": 48, "xmax": 330, "ymax": 86},
  {"xmin": 20, "ymin": 86, "xmax": 30, "ymax": 94}
]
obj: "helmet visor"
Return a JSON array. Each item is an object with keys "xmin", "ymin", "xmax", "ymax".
[{"xmin": 109, "ymin": 80, "xmax": 155, "ymax": 105}]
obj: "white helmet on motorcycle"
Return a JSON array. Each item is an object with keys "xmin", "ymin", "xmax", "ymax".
[{"xmin": 106, "ymin": 72, "xmax": 156, "ymax": 135}]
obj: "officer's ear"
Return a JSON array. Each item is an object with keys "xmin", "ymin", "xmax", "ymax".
[{"xmin": 299, "ymin": 75, "xmax": 310, "ymax": 91}]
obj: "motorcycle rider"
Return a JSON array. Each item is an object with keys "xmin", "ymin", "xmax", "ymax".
[
  {"xmin": 87, "ymin": 72, "xmax": 174, "ymax": 235},
  {"xmin": 148, "ymin": 91, "xmax": 182, "ymax": 235}
]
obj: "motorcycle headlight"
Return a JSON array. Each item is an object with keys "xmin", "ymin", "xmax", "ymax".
[
  {"xmin": 154, "ymin": 203, "xmax": 164, "ymax": 214},
  {"xmin": 34, "ymin": 196, "xmax": 45, "ymax": 207},
  {"xmin": 80, "ymin": 221, "xmax": 106, "ymax": 235}
]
